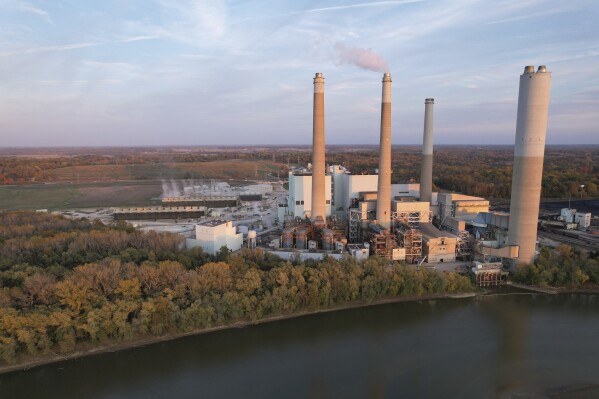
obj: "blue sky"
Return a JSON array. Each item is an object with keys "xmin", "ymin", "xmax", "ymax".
[{"xmin": 0, "ymin": 0, "xmax": 597, "ymax": 146}]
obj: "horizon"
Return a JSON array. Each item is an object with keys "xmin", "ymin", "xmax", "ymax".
[
  {"xmin": 1, "ymin": 1, "xmax": 598, "ymax": 146},
  {"xmin": 1, "ymin": 143, "xmax": 599, "ymax": 151}
]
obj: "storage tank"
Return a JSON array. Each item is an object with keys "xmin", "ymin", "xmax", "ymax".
[
  {"xmin": 321, "ymin": 228, "xmax": 334, "ymax": 250},
  {"xmin": 295, "ymin": 227, "xmax": 308, "ymax": 250},
  {"xmin": 247, "ymin": 230, "xmax": 257, "ymax": 250},
  {"xmin": 282, "ymin": 228, "xmax": 294, "ymax": 249}
]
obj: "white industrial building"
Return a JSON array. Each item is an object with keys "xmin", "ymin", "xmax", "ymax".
[
  {"xmin": 575, "ymin": 212, "xmax": 591, "ymax": 230},
  {"xmin": 437, "ymin": 193, "xmax": 489, "ymax": 232},
  {"xmin": 284, "ymin": 165, "xmax": 431, "ymax": 221},
  {"xmin": 186, "ymin": 219, "xmax": 243, "ymax": 255},
  {"xmin": 287, "ymin": 171, "xmax": 332, "ymax": 219}
]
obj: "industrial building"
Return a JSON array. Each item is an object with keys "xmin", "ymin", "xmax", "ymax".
[
  {"xmin": 113, "ymin": 206, "xmax": 206, "ymax": 220},
  {"xmin": 420, "ymin": 223, "xmax": 457, "ymax": 263},
  {"xmin": 186, "ymin": 219, "xmax": 243, "ymax": 255},
  {"xmin": 162, "ymin": 195, "xmax": 240, "ymax": 207},
  {"xmin": 286, "ymin": 171, "xmax": 332, "ymax": 219}
]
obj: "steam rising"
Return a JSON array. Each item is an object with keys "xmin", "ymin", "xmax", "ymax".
[{"xmin": 334, "ymin": 42, "xmax": 389, "ymax": 73}]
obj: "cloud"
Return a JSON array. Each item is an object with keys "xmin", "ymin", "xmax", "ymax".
[
  {"xmin": 2, "ymin": 0, "xmax": 52, "ymax": 23},
  {"xmin": 0, "ymin": 42, "xmax": 103, "ymax": 57},
  {"xmin": 119, "ymin": 35, "xmax": 161, "ymax": 43},
  {"xmin": 334, "ymin": 42, "xmax": 389, "ymax": 72},
  {"xmin": 303, "ymin": 0, "xmax": 429, "ymax": 13},
  {"xmin": 0, "ymin": 36, "xmax": 159, "ymax": 57}
]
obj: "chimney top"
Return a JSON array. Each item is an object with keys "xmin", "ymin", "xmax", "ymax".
[
  {"xmin": 537, "ymin": 65, "xmax": 547, "ymax": 73},
  {"xmin": 425, "ymin": 98, "xmax": 434, "ymax": 104},
  {"xmin": 524, "ymin": 65, "xmax": 535, "ymax": 73}
]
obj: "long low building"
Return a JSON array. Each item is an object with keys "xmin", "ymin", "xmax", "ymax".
[
  {"xmin": 162, "ymin": 196, "xmax": 239, "ymax": 207},
  {"xmin": 113, "ymin": 206, "xmax": 207, "ymax": 220}
]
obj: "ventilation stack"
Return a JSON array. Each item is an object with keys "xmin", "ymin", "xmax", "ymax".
[
  {"xmin": 311, "ymin": 72, "xmax": 326, "ymax": 224},
  {"xmin": 507, "ymin": 65, "xmax": 551, "ymax": 269},
  {"xmin": 420, "ymin": 98, "xmax": 434, "ymax": 203},
  {"xmin": 376, "ymin": 73, "xmax": 392, "ymax": 227}
]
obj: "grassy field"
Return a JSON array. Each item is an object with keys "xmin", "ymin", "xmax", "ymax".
[
  {"xmin": 0, "ymin": 182, "xmax": 162, "ymax": 210},
  {"xmin": 47, "ymin": 160, "xmax": 284, "ymax": 182},
  {"xmin": 0, "ymin": 159, "xmax": 285, "ymax": 211}
]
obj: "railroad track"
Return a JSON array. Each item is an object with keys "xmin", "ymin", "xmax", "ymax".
[{"xmin": 539, "ymin": 231, "xmax": 599, "ymax": 251}]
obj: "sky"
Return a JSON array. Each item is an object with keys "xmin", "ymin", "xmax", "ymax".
[{"xmin": 0, "ymin": 0, "xmax": 598, "ymax": 147}]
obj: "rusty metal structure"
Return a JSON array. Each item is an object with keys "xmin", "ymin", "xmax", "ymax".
[{"xmin": 395, "ymin": 223, "xmax": 422, "ymax": 263}]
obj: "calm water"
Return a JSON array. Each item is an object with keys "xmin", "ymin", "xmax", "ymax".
[{"xmin": 2, "ymin": 293, "xmax": 599, "ymax": 399}]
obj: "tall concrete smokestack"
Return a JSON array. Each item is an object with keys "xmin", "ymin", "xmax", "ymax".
[
  {"xmin": 376, "ymin": 73, "xmax": 392, "ymax": 226},
  {"xmin": 508, "ymin": 65, "xmax": 551, "ymax": 268},
  {"xmin": 311, "ymin": 72, "xmax": 326, "ymax": 223},
  {"xmin": 420, "ymin": 98, "xmax": 434, "ymax": 203}
]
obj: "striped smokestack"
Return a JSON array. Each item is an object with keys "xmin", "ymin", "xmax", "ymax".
[
  {"xmin": 376, "ymin": 73, "xmax": 392, "ymax": 226},
  {"xmin": 420, "ymin": 98, "xmax": 434, "ymax": 203},
  {"xmin": 507, "ymin": 65, "xmax": 551, "ymax": 269},
  {"xmin": 311, "ymin": 72, "xmax": 326, "ymax": 223}
]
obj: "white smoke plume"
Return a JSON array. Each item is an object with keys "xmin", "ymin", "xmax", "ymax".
[
  {"xmin": 334, "ymin": 42, "xmax": 389, "ymax": 73},
  {"xmin": 161, "ymin": 179, "xmax": 183, "ymax": 198}
]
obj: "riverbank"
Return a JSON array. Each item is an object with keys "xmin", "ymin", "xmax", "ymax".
[
  {"xmin": 508, "ymin": 281, "xmax": 599, "ymax": 295},
  {"xmin": 0, "ymin": 291, "xmax": 475, "ymax": 375}
]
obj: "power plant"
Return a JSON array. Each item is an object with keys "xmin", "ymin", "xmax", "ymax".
[
  {"xmin": 113, "ymin": 66, "xmax": 565, "ymax": 285},
  {"xmin": 273, "ymin": 66, "xmax": 554, "ymax": 281}
]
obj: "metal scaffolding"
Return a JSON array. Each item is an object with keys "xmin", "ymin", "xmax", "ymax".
[
  {"xmin": 396, "ymin": 223, "xmax": 422, "ymax": 263},
  {"xmin": 349, "ymin": 209, "xmax": 362, "ymax": 243},
  {"xmin": 456, "ymin": 230, "xmax": 472, "ymax": 260},
  {"xmin": 391, "ymin": 211, "xmax": 422, "ymax": 229},
  {"xmin": 370, "ymin": 231, "xmax": 397, "ymax": 258},
  {"xmin": 348, "ymin": 209, "xmax": 377, "ymax": 243}
]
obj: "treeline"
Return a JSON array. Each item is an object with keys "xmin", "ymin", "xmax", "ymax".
[
  {"xmin": 0, "ymin": 151, "xmax": 278, "ymax": 184},
  {"xmin": 0, "ymin": 212, "xmax": 472, "ymax": 363},
  {"xmin": 327, "ymin": 146, "xmax": 599, "ymax": 199},
  {"xmin": 0, "ymin": 212, "xmax": 186, "ymax": 272},
  {"xmin": 514, "ymin": 245, "xmax": 599, "ymax": 288},
  {"xmin": 3, "ymin": 147, "xmax": 597, "ymax": 200}
]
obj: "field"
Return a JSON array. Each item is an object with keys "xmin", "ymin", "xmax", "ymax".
[
  {"xmin": 46, "ymin": 160, "xmax": 283, "ymax": 182},
  {"xmin": 0, "ymin": 158, "xmax": 287, "ymax": 210},
  {"xmin": 0, "ymin": 182, "xmax": 162, "ymax": 210}
]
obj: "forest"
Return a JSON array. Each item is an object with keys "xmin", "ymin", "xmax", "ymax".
[
  {"xmin": 513, "ymin": 245, "xmax": 599, "ymax": 289},
  {"xmin": 0, "ymin": 211, "xmax": 473, "ymax": 364},
  {"xmin": 1, "ymin": 146, "xmax": 597, "ymax": 200}
]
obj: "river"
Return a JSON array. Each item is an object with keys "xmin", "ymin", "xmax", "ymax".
[{"xmin": 2, "ymin": 293, "xmax": 599, "ymax": 398}]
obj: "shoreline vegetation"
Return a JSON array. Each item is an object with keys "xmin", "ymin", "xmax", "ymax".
[
  {"xmin": 0, "ymin": 291, "xmax": 474, "ymax": 375},
  {"xmin": 4, "ymin": 286, "xmax": 598, "ymax": 376},
  {"xmin": 0, "ymin": 211, "xmax": 473, "ymax": 370}
]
